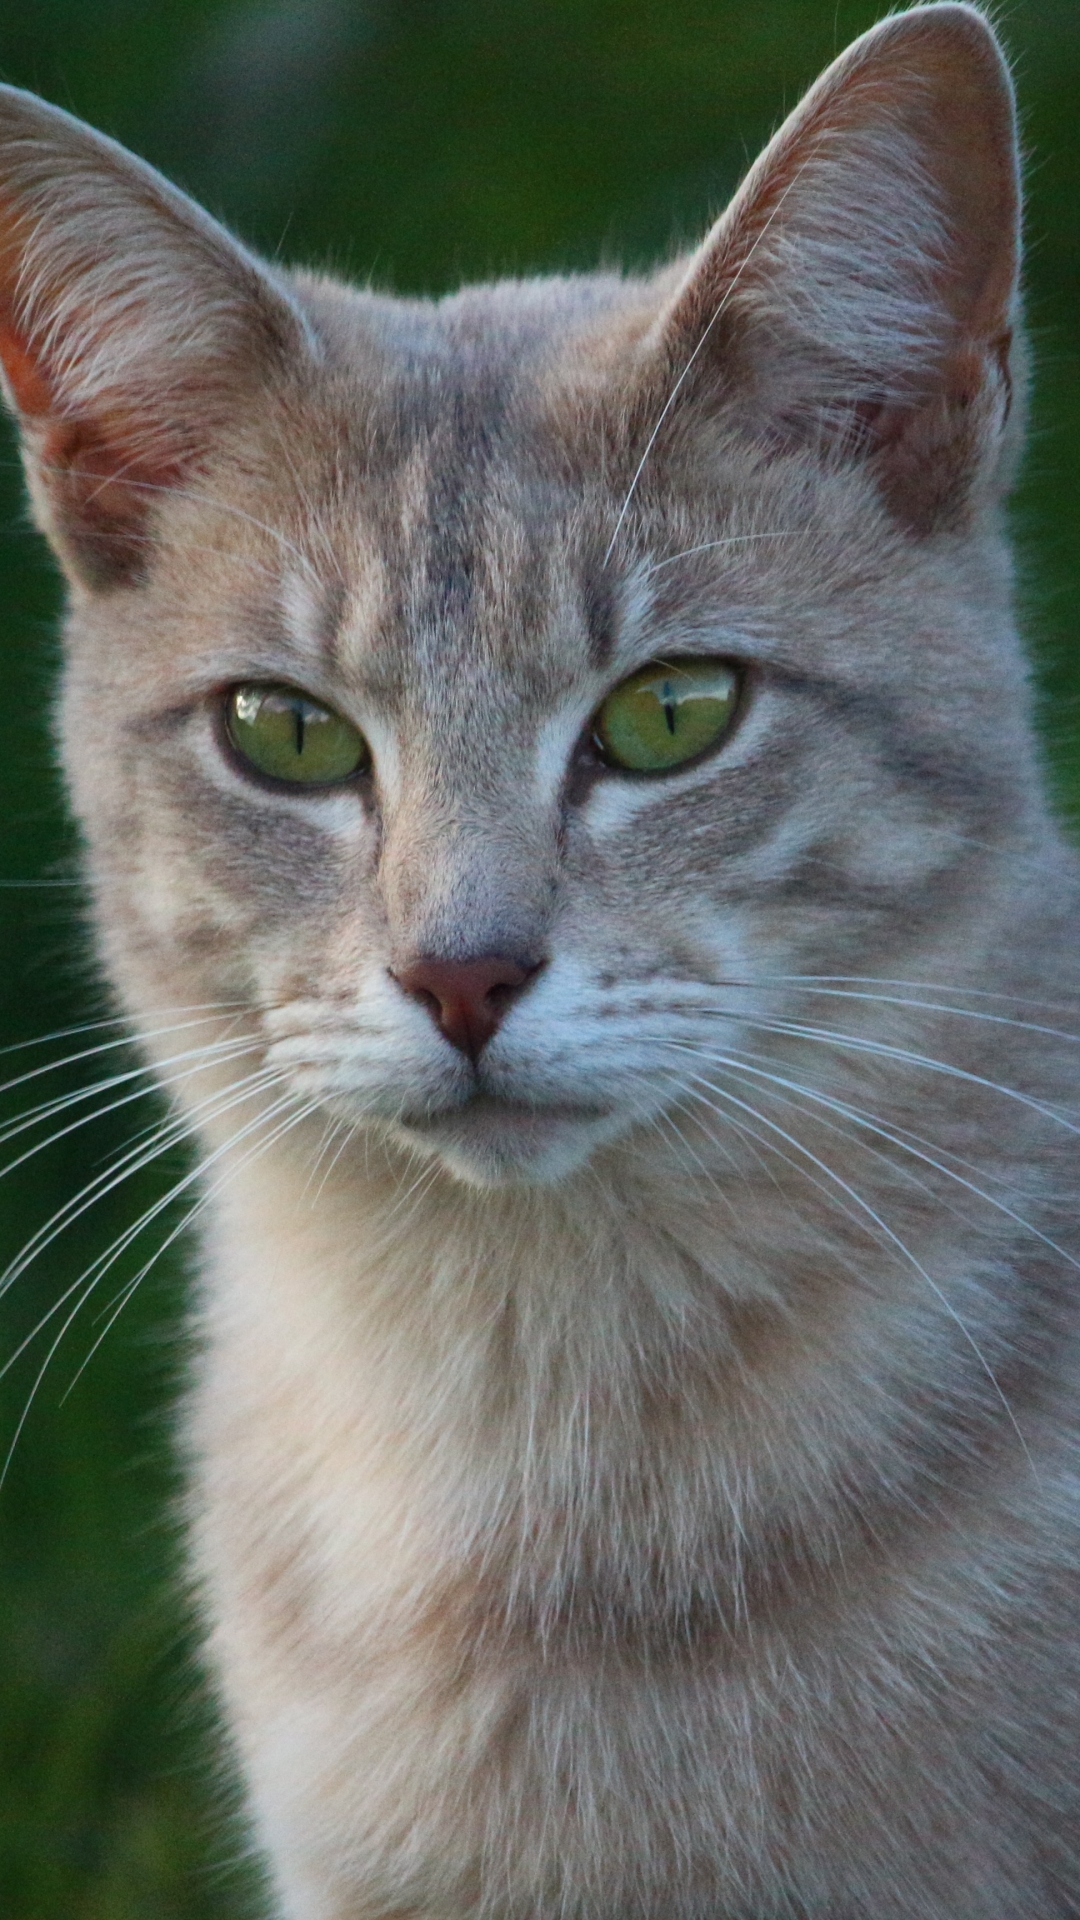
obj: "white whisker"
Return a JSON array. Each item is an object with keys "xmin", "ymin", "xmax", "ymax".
[
  {"xmin": 671, "ymin": 1038, "xmax": 1080, "ymax": 1273},
  {"xmin": 707, "ymin": 1014, "xmax": 1080, "ymax": 1134},
  {"xmin": 0, "ymin": 1022, "xmax": 254, "ymax": 1138},
  {"xmin": 671, "ymin": 1060, "xmax": 1040, "ymax": 1485},
  {"xmin": 733, "ymin": 980, "xmax": 1080, "ymax": 1044},
  {"xmin": 64, "ymin": 1095, "xmax": 324, "ymax": 1408},
  {"xmin": 642, "ymin": 533, "xmax": 800, "ymax": 577},
  {"xmin": 48, "ymin": 464, "xmax": 321, "ymax": 580},
  {"xmin": 0, "ymin": 1064, "xmax": 281, "ymax": 1304},
  {"xmin": 0, "ymin": 1083, "xmax": 307, "ymax": 1485},
  {"xmin": 307, "ymin": 1118, "xmax": 362, "ymax": 1204},
  {"xmin": 0, "ymin": 1002, "xmax": 246, "ymax": 1075},
  {"xmin": 0, "ymin": 1035, "xmax": 264, "ymax": 1186},
  {"xmin": 745, "ymin": 974, "xmax": 1080, "ymax": 1018}
]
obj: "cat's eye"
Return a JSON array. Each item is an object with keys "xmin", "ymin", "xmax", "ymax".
[
  {"xmin": 592, "ymin": 658, "xmax": 741, "ymax": 773},
  {"xmin": 224, "ymin": 684, "xmax": 370, "ymax": 787}
]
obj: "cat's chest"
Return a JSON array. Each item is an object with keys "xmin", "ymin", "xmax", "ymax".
[{"xmin": 192, "ymin": 1343, "xmax": 1023, "ymax": 1920}]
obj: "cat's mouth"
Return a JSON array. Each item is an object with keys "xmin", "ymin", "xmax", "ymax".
[{"xmin": 393, "ymin": 1091, "xmax": 620, "ymax": 1187}]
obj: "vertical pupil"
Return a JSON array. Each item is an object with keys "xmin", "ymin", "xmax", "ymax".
[
  {"xmin": 293, "ymin": 702, "xmax": 306, "ymax": 755},
  {"xmin": 661, "ymin": 680, "xmax": 677, "ymax": 735}
]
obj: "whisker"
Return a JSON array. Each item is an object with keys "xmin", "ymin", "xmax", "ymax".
[
  {"xmin": 0, "ymin": 1084, "xmax": 307, "ymax": 1487},
  {"xmin": 673, "ymin": 1090, "xmax": 793, "ymax": 1203},
  {"xmin": 623, "ymin": 1070, "xmax": 753, "ymax": 1220},
  {"xmin": 733, "ymin": 981, "xmax": 1080, "ymax": 1044},
  {"xmin": 0, "ymin": 1021, "xmax": 255, "ymax": 1139},
  {"xmin": 675, "ymin": 1074, "xmax": 891, "ymax": 1252},
  {"xmin": 672, "ymin": 1061, "xmax": 1040, "ymax": 1484},
  {"xmin": 0, "ymin": 1064, "xmax": 281, "ymax": 1304},
  {"xmin": 379, "ymin": 1151, "xmax": 445, "ymax": 1233},
  {"xmin": 64, "ymin": 1095, "xmax": 324, "ymax": 1408},
  {"xmin": 307, "ymin": 1118, "xmax": 361, "ymax": 1204},
  {"xmin": 0, "ymin": 1077, "xmax": 296, "ymax": 1371},
  {"xmin": 646, "ymin": 974, "xmax": 1080, "ymax": 1038},
  {"xmin": 739, "ymin": 974, "xmax": 1080, "ymax": 1018},
  {"xmin": 663, "ymin": 1084, "xmax": 896, "ymax": 1307},
  {"xmin": 0, "ymin": 1002, "xmax": 246, "ymax": 1072},
  {"xmin": 40, "ymin": 460, "xmax": 320, "ymax": 580},
  {"xmin": 671, "ymin": 1039, "xmax": 1080, "ymax": 1275},
  {"xmin": 0, "ymin": 1082, "xmax": 283, "ymax": 1390},
  {"xmin": 723, "ymin": 1036, "xmax": 1061, "ymax": 1202},
  {"xmin": 302, "ymin": 1114, "xmax": 349, "ymax": 1199},
  {"xmin": 642, "ymin": 533, "xmax": 800, "ymax": 577},
  {"xmin": 707, "ymin": 1014, "xmax": 1080, "ymax": 1134},
  {"xmin": 33, "ymin": 487, "xmax": 299, "ymax": 586},
  {"xmin": 0, "ymin": 1035, "xmax": 265, "ymax": 1187}
]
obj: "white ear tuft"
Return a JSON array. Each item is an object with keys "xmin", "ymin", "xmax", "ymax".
[
  {"xmin": 0, "ymin": 86, "xmax": 315, "ymax": 587},
  {"xmin": 654, "ymin": 4, "xmax": 1021, "ymax": 531}
]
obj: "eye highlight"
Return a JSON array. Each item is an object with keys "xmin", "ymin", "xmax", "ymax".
[
  {"xmin": 224, "ymin": 684, "xmax": 369, "ymax": 787},
  {"xmin": 592, "ymin": 659, "xmax": 741, "ymax": 773}
]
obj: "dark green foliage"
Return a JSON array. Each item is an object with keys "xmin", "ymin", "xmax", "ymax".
[{"xmin": 0, "ymin": 3, "xmax": 1077, "ymax": 1913}]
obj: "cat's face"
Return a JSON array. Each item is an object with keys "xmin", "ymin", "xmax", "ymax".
[
  {"xmin": 58, "ymin": 283, "xmax": 1027, "ymax": 1190},
  {"xmin": 0, "ymin": 7, "xmax": 1028, "ymax": 1186}
]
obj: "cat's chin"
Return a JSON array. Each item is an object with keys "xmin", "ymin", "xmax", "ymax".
[{"xmin": 389, "ymin": 1093, "xmax": 624, "ymax": 1189}]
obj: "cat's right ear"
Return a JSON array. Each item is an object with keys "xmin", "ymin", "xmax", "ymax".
[
  {"xmin": 644, "ymin": 3, "xmax": 1021, "ymax": 534},
  {"xmin": 0, "ymin": 87, "xmax": 315, "ymax": 590}
]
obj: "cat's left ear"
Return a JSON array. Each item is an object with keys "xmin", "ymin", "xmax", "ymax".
[
  {"xmin": 652, "ymin": 3, "xmax": 1020, "ymax": 532},
  {"xmin": 0, "ymin": 86, "xmax": 316, "ymax": 589}
]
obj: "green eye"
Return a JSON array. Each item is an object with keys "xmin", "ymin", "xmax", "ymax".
[
  {"xmin": 593, "ymin": 658, "xmax": 741, "ymax": 773},
  {"xmin": 225, "ymin": 684, "xmax": 369, "ymax": 786}
]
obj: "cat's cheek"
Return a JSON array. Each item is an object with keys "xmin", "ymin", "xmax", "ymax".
[
  {"xmin": 160, "ymin": 738, "xmax": 372, "ymax": 914},
  {"xmin": 62, "ymin": 745, "xmax": 253, "ymax": 1002},
  {"xmin": 83, "ymin": 783, "xmax": 376, "ymax": 1032}
]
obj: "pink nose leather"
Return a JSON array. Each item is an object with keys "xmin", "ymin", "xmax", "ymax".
[{"xmin": 392, "ymin": 955, "xmax": 536, "ymax": 1059}]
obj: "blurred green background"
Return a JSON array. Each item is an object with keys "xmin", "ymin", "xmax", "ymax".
[{"xmin": 0, "ymin": 1, "xmax": 1076, "ymax": 1914}]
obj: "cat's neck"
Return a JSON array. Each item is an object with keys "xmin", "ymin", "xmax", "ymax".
[{"xmin": 189, "ymin": 1069, "xmax": 1051, "ymax": 1637}]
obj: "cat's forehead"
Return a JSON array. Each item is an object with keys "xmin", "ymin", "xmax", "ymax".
[
  {"xmin": 274, "ymin": 277, "xmax": 657, "ymax": 702},
  {"xmin": 301, "ymin": 271, "xmax": 650, "ymax": 395},
  {"xmin": 191, "ymin": 271, "xmax": 944, "ymax": 728},
  {"xmin": 279, "ymin": 491, "xmax": 604, "ymax": 717}
]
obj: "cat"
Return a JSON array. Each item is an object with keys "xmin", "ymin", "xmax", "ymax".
[{"xmin": 2, "ymin": 1, "xmax": 1079, "ymax": 1913}]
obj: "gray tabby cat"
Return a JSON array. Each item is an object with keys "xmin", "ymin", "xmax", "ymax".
[{"xmin": 1, "ymin": 4, "xmax": 1078, "ymax": 1914}]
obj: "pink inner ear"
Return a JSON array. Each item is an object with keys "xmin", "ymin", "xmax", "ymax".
[
  {"xmin": 0, "ymin": 280, "xmax": 188, "ymax": 468},
  {"xmin": 44, "ymin": 410, "xmax": 192, "ymax": 497},
  {"xmin": 0, "ymin": 289, "xmax": 204, "ymax": 584},
  {"xmin": 0, "ymin": 90, "xmax": 313, "ymax": 589},
  {"xmin": 0, "ymin": 319, "xmax": 54, "ymax": 416}
]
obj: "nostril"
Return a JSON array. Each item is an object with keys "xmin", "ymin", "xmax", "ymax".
[{"xmin": 391, "ymin": 954, "xmax": 543, "ymax": 1059}]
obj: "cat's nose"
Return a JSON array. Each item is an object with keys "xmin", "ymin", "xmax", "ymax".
[{"xmin": 391, "ymin": 954, "xmax": 541, "ymax": 1060}]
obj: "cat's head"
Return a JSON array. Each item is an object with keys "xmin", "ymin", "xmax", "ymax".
[{"xmin": 0, "ymin": 5, "xmax": 1036, "ymax": 1187}]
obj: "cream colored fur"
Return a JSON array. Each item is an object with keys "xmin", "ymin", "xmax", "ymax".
[{"xmin": 2, "ymin": 6, "xmax": 1079, "ymax": 1915}]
